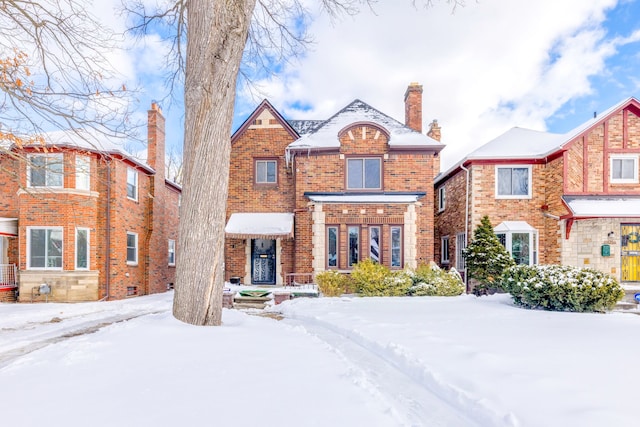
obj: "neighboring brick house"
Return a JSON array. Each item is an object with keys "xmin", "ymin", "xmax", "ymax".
[
  {"xmin": 435, "ymin": 97, "xmax": 640, "ymax": 291},
  {"xmin": 0, "ymin": 103, "xmax": 180, "ymax": 303},
  {"xmin": 226, "ymin": 83, "xmax": 444, "ymax": 285}
]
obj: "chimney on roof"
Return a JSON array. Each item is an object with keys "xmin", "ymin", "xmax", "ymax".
[
  {"xmin": 427, "ymin": 119, "xmax": 441, "ymax": 142},
  {"xmin": 147, "ymin": 102, "xmax": 165, "ymax": 181},
  {"xmin": 404, "ymin": 82, "xmax": 423, "ymax": 133}
]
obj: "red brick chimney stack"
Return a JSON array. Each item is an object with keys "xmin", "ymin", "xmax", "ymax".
[
  {"xmin": 404, "ymin": 82, "xmax": 423, "ymax": 133},
  {"xmin": 147, "ymin": 102, "xmax": 166, "ymax": 181},
  {"xmin": 427, "ymin": 119, "xmax": 441, "ymax": 142}
]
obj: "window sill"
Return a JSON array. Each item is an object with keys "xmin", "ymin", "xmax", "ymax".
[{"xmin": 126, "ymin": 262, "xmax": 138, "ymax": 266}]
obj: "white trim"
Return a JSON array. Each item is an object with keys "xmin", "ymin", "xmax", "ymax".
[
  {"xmin": 610, "ymin": 154, "xmax": 639, "ymax": 184},
  {"xmin": 438, "ymin": 186, "xmax": 446, "ymax": 212},
  {"xmin": 307, "ymin": 194, "xmax": 419, "ymax": 203},
  {"xmin": 168, "ymin": 239, "xmax": 176, "ymax": 266},
  {"xmin": 441, "ymin": 235, "xmax": 450, "ymax": 264},
  {"xmin": 126, "ymin": 167, "xmax": 138, "ymax": 201},
  {"xmin": 495, "ymin": 165, "xmax": 532, "ymax": 199},
  {"xmin": 75, "ymin": 227, "xmax": 90, "ymax": 270},
  {"xmin": 494, "ymin": 223, "xmax": 539, "ymax": 266},
  {"xmin": 126, "ymin": 231, "xmax": 138, "ymax": 265},
  {"xmin": 27, "ymin": 226, "xmax": 64, "ymax": 270},
  {"xmin": 75, "ymin": 155, "xmax": 91, "ymax": 191},
  {"xmin": 27, "ymin": 153, "xmax": 64, "ymax": 189}
]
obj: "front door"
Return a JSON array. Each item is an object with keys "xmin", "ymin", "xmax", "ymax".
[
  {"xmin": 621, "ymin": 224, "xmax": 640, "ymax": 282},
  {"xmin": 251, "ymin": 239, "xmax": 276, "ymax": 284}
]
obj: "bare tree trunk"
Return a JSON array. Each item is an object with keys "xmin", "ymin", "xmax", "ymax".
[{"xmin": 173, "ymin": 0, "xmax": 257, "ymax": 326}]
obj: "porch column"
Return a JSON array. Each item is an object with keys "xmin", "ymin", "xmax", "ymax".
[
  {"xmin": 244, "ymin": 239, "xmax": 251, "ymax": 284},
  {"xmin": 311, "ymin": 203, "xmax": 326, "ymax": 275},
  {"xmin": 404, "ymin": 203, "xmax": 418, "ymax": 269},
  {"xmin": 276, "ymin": 239, "xmax": 283, "ymax": 285}
]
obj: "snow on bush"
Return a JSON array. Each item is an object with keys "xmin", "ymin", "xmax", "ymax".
[
  {"xmin": 351, "ymin": 259, "xmax": 411, "ymax": 296},
  {"xmin": 408, "ymin": 263, "xmax": 465, "ymax": 296},
  {"xmin": 501, "ymin": 264, "xmax": 624, "ymax": 312},
  {"xmin": 316, "ymin": 270, "xmax": 350, "ymax": 297}
]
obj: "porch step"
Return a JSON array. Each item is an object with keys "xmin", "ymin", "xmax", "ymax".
[
  {"xmin": 233, "ymin": 295, "xmax": 271, "ymax": 310},
  {"xmin": 616, "ymin": 301, "xmax": 639, "ymax": 311}
]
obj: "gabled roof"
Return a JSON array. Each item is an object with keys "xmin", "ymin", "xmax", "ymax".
[
  {"xmin": 231, "ymin": 99, "xmax": 299, "ymax": 143},
  {"xmin": 287, "ymin": 99, "xmax": 444, "ymax": 151},
  {"xmin": 436, "ymin": 96, "xmax": 640, "ymax": 185}
]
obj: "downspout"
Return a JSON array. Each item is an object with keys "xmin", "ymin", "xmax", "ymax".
[
  {"xmin": 460, "ymin": 164, "xmax": 470, "ymax": 294},
  {"xmin": 103, "ymin": 158, "xmax": 112, "ymax": 301},
  {"xmin": 144, "ymin": 176, "xmax": 155, "ymax": 295}
]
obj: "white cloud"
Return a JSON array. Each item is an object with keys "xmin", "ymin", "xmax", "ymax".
[{"xmin": 245, "ymin": 0, "xmax": 625, "ymax": 169}]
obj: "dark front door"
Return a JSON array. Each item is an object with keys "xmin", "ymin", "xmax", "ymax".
[{"xmin": 251, "ymin": 239, "xmax": 276, "ymax": 284}]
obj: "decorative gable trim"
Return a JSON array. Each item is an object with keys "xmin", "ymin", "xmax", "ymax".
[{"xmin": 231, "ymin": 99, "xmax": 299, "ymax": 144}]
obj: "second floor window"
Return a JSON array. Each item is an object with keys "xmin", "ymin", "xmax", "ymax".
[
  {"xmin": 347, "ymin": 158, "xmax": 381, "ymax": 190},
  {"xmin": 255, "ymin": 159, "xmax": 277, "ymax": 184},
  {"xmin": 76, "ymin": 156, "xmax": 90, "ymax": 191},
  {"xmin": 496, "ymin": 166, "xmax": 530, "ymax": 198},
  {"xmin": 127, "ymin": 167, "xmax": 138, "ymax": 200},
  {"xmin": 438, "ymin": 186, "xmax": 446, "ymax": 212},
  {"xmin": 28, "ymin": 154, "xmax": 63, "ymax": 188},
  {"xmin": 611, "ymin": 155, "xmax": 638, "ymax": 183}
]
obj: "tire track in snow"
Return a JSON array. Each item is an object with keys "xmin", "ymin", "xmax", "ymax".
[
  {"xmin": 0, "ymin": 311, "xmax": 164, "ymax": 369},
  {"xmin": 284, "ymin": 315, "xmax": 518, "ymax": 427}
]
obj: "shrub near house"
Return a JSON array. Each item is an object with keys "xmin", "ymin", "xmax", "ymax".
[{"xmin": 501, "ymin": 264, "xmax": 624, "ymax": 312}]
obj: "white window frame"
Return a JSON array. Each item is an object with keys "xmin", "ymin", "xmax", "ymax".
[
  {"xmin": 347, "ymin": 157, "xmax": 382, "ymax": 190},
  {"xmin": 495, "ymin": 165, "xmax": 532, "ymax": 199},
  {"xmin": 27, "ymin": 226, "xmax": 63, "ymax": 270},
  {"xmin": 127, "ymin": 167, "xmax": 138, "ymax": 201},
  {"xmin": 441, "ymin": 236, "xmax": 450, "ymax": 264},
  {"xmin": 495, "ymin": 230, "xmax": 538, "ymax": 266},
  {"xmin": 126, "ymin": 232, "xmax": 138, "ymax": 265},
  {"xmin": 27, "ymin": 153, "xmax": 64, "ymax": 188},
  {"xmin": 255, "ymin": 159, "xmax": 278, "ymax": 184},
  {"xmin": 75, "ymin": 227, "xmax": 90, "ymax": 270},
  {"xmin": 75, "ymin": 155, "xmax": 91, "ymax": 191},
  {"xmin": 610, "ymin": 154, "xmax": 639, "ymax": 184},
  {"xmin": 390, "ymin": 226, "xmax": 402, "ymax": 268},
  {"xmin": 438, "ymin": 186, "xmax": 446, "ymax": 212},
  {"xmin": 456, "ymin": 233, "xmax": 466, "ymax": 271},
  {"xmin": 168, "ymin": 239, "xmax": 176, "ymax": 266},
  {"xmin": 326, "ymin": 226, "xmax": 339, "ymax": 269}
]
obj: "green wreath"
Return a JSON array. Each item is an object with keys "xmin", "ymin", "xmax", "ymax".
[{"xmin": 628, "ymin": 232, "xmax": 640, "ymax": 243}]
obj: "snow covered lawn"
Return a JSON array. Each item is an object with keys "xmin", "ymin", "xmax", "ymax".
[{"xmin": 1, "ymin": 292, "xmax": 639, "ymax": 426}]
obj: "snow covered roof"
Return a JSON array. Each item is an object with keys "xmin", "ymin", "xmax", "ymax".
[
  {"xmin": 30, "ymin": 128, "xmax": 154, "ymax": 173},
  {"xmin": 287, "ymin": 100, "xmax": 444, "ymax": 151},
  {"xmin": 288, "ymin": 120, "xmax": 325, "ymax": 135},
  {"xmin": 494, "ymin": 221, "xmax": 537, "ymax": 232},
  {"xmin": 436, "ymin": 96, "xmax": 640, "ymax": 184},
  {"xmin": 225, "ymin": 213, "xmax": 295, "ymax": 239},
  {"xmin": 0, "ymin": 217, "xmax": 18, "ymax": 237},
  {"xmin": 306, "ymin": 193, "xmax": 423, "ymax": 203},
  {"xmin": 563, "ymin": 196, "xmax": 640, "ymax": 217}
]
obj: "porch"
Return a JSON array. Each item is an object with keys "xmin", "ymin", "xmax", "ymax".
[{"xmin": 0, "ymin": 264, "xmax": 18, "ymax": 302}]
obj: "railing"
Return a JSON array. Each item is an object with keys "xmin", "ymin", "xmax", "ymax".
[
  {"xmin": 285, "ymin": 273, "xmax": 315, "ymax": 288},
  {"xmin": 0, "ymin": 264, "xmax": 17, "ymax": 288}
]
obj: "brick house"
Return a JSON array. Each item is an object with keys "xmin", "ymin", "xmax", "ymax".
[
  {"xmin": 0, "ymin": 103, "xmax": 180, "ymax": 303},
  {"xmin": 226, "ymin": 83, "xmax": 444, "ymax": 285},
  {"xmin": 434, "ymin": 97, "xmax": 640, "ymax": 291}
]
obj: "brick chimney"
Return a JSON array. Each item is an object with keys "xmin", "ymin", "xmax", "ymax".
[
  {"xmin": 427, "ymin": 119, "xmax": 441, "ymax": 141},
  {"xmin": 147, "ymin": 102, "xmax": 165, "ymax": 181},
  {"xmin": 404, "ymin": 82, "xmax": 423, "ymax": 133}
]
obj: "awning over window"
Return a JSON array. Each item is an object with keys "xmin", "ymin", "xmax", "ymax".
[
  {"xmin": 563, "ymin": 196, "xmax": 640, "ymax": 217},
  {"xmin": 225, "ymin": 213, "xmax": 294, "ymax": 240},
  {"xmin": 494, "ymin": 221, "xmax": 536, "ymax": 233},
  {"xmin": 0, "ymin": 218, "xmax": 18, "ymax": 237}
]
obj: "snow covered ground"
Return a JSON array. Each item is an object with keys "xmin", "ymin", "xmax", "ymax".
[{"xmin": 1, "ymin": 291, "xmax": 639, "ymax": 426}]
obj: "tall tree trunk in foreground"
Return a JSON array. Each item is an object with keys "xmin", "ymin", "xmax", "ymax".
[{"xmin": 173, "ymin": 0, "xmax": 256, "ymax": 326}]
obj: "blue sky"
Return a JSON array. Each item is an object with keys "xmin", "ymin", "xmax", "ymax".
[{"xmin": 111, "ymin": 0, "xmax": 640, "ymax": 171}]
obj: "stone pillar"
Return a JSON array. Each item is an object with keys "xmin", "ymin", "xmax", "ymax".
[
  {"xmin": 311, "ymin": 203, "xmax": 326, "ymax": 274},
  {"xmin": 404, "ymin": 203, "xmax": 418, "ymax": 269}
]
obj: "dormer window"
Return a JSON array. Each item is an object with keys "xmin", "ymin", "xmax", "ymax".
[
  {"xmin": 347, "ymin": 157, "xmax": 381, "ymax": 190},
  {"xmin": 611, "ymin": 155, "xmax": 638, "ymax": 184}
]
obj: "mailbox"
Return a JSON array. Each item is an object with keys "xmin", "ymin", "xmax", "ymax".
[{"xmin": 601, "ymin": 244, "xmax": 611, "ymax": 257}]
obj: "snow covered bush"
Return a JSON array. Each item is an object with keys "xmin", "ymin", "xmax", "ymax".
[
  {"xmin": 315, "ymin": 270, "xmax": 350, "ymax": 297},
  {"xmin": 501, "ymin": 264, "xmax": 624, "ymax": 312},
  {"xmin": 408, "ymin": 263, "xmax": 465, "ymax": 296},
  {"xmin": 351, "ymin": 259, "xmax": 411, "ymax": 296}
]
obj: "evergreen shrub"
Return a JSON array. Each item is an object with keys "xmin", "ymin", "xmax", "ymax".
[
  {"xmin": 501, "ymin": 264, "xmax": 624, "ymax": 312},
  {"xmin": 351, "ymin": 259, "xmax": 411, "ymax": 296},
  {"xmin": 408, "ymin": 263, "xmax": 465, "ymax": 296},
  {"xmin": 315, "ymin": 270, "xmax": 350, "ymax": 297}
]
